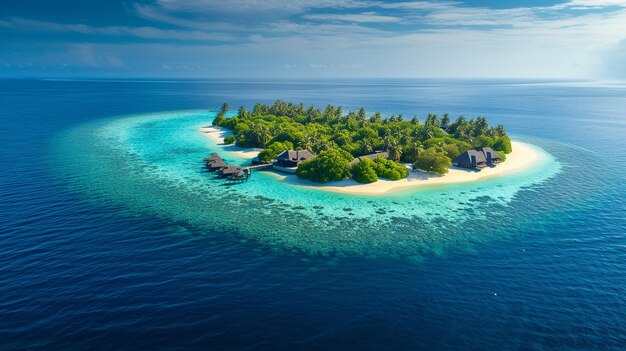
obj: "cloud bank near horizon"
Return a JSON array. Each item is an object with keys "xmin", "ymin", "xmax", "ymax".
[{"xmin": 2, "ymin": 0, "xmax": 626, "ymax": 79}]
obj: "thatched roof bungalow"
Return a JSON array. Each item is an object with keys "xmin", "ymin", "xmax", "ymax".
[
  {"xmin": 204, "ymin": 153, "xmax": 222, "ymax": 164},
  {"xmin": 218, "ymin": 165, "xmax": 244, "ymax": 178},
  {"xmin": 452, "ymin": 150, "xmax": 488, "ymax": 169},
  {"xmin": 480, "ymin": 147, "xmax": 501, "ymax": 164},
  {"xmin": 208, "ymin": 159, "xmax": 226, "ymax": 170},
  {"xmin": 273, "ymin": 150, "xmax": 315, "ymax": 173}
]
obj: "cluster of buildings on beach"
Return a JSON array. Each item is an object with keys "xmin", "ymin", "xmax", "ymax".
[
  {"xmin": 268, "ymin": 147, "xmax": 501, "ymax": 171},
  {"xmin": 272, "ymin": 146, "xmax": 501, "ymax": 173},
  {"xmin": 204, "ymin": 146, "xmax": 501, "ymax": 181}
]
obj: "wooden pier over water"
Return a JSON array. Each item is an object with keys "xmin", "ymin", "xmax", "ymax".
[{"xmin": 203, "ymin": 153, "xmax": 272, "ymax": 182}]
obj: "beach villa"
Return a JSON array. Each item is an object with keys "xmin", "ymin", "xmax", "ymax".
[
  {"xmin": 453, "ymin": 150, "xmax": 487, "ymax": 168},
  {"xmin": 453, "ymin": 147, "xmax": 501, "ymax": 169},
  {"xmin": 480, "ymin": 147, "xmax": 501, "ymax": 165},
  {"xmin": 273, "ymin": 150, "xmax": 315, "ymax": 173}
]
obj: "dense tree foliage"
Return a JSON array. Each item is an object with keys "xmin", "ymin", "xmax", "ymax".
[
  {"xmin": 223, "ymin": 135, "xmax": 235, "ymax": 144},
  {"xmin": 371, "ymin": 157, "xmax": 409, "ymax": 180},
  {"xmin": 212, "ymin": 100, "xmax": 512, "ymax": 176},
  {"xmin": 257, "ymin": 141, "xmax": 293, "ymax": 162},
  {"xmin": 351, "ymin": 158, "xmax": 378, "ymax": 183},
  {"xmin": 412, "ymin": 148, "xmax": 452, "ymax": 175},
  {"xmin": 295, "ymin": 149, "xmax": 353, "ymax": 183},
  {"xmin": 212, "ymin": 102, "xmax": 229, "ymax": 126}
]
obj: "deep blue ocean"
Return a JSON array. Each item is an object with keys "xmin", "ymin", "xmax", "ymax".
[{"xmin": 1, "ymin": 79, "xmax": 625, "ymax": 350}]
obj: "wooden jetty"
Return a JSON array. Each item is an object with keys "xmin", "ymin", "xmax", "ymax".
[{"xmin": 203, "ymin": 154, "xmax": 272, "ymax": 183}]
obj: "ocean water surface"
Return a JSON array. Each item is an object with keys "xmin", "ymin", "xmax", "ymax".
[{"xmin": 1, "ymin": 79, "xmax": 625, "ymax": 350}]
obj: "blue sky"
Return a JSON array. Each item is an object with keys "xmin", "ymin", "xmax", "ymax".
[{"xmin": 1, "ymin": 0, "xmax": 626, "ymax": 78}]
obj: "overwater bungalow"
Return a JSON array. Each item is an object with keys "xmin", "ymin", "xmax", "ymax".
[
  {"xmin": 230, "ymin": 169, "xmax": 250, "ymax": 182},
  {"xmin": 208, "ymin": 159, "xmax": 226, "ymax": 170},
  {"xmin": 349, "ymin": 151, "xmax": 389, "ymax": 166},
  {"xmin": 452, "ymin": 150, "xmax": 488, "ymax": 169},
  {"xmin": 219, "ymin": 165, "xmax": 243, "ymax": 177},
  {"xmin": 203, "ymin": 152, "xmax": 219, "ymax": 161},
  {"xmin": 204, "ymin": 153, "xmax": 223, "ymax": 165},
  {"xmin": 273, "ymin": 150, "xmax": 315, "ymax": 173}
]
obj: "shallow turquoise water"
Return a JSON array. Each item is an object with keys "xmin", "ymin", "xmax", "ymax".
[{"xmin": 54, "ymin": 110, "xmax": 560, "ymax": 257}]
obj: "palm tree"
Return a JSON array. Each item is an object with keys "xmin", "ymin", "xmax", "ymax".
[
  {"xmin": 411, "ymin": 146, "xmax": 425, "ymax": 171},
  {"xmin": 303, "ymin": 132, "xmax": 319, "ymax": 151},
  {"xmin": 472, "ymin": 116, "xmax": 488, "ymax": 136},
  {"xmin": 357, "ymin": 107, "xmax": 366, "ymax": 121},
  {"xmin": 250, "ymin": 124, "xmax": 271, "ymax": 147},
  {"xmin": 313, "ymin": 139, "xmax": 336, "ymax": 154},
  {"xmin": 385, "ymin": 136, "xmax": 403, "ymax": 162},
  {"xmin": 441, "ymin": 113, "xmax": 450, "ymax": 129},
  {"xmin": 399, "ymin": 130, "xmax": 411, "ymax": 146},
  {"xmin": 424, "ymin": 127, "xmax": 434, "ymax": 140},
  {"xmin": 360, "ymin": 139, "xmax": 374, "ymax": 155},
  {"xmin": 370, "ymin": 112, "xmax": 382, "ymax": 124},
  {"xmin": 219, "ymin": 102, "xmax": 229, "ymax": 115}
]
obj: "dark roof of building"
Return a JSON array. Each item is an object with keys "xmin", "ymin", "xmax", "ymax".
[
  {"xmin": 480, "ymin": 147, "xmax": 501, "ymax": 160},
  {"xmin": 204, "ymin": 153, "xmax": 222, "ymax": 163},
  {"xmin": 209, "ymin": 159, "xmax": 226, "ymax": 168},
  {"xmin": 349, "ymin": 152, "xmax": 388, "ymax": 166},
  {"xmin": 453, "ymin": 150, "xmax": 487, "ymax": 165},
  {"xmin": 221, "ymin": 165, "xmax": 242, "ymax": 175},
  {"xmin": 276, "ymin": 150, "xmax": 315, "ymax": 162}
]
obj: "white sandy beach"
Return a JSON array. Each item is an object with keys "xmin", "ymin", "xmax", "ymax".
[
  {"xmin": 200, "ymin": 125, "xmax": 542, "ymax": 195},
  {"xmin": 288, "ymin": 141, "xmax": 542, "ymax": 195},
  {"xmin": 199, "ymin": 126, "xmax": 262, "ymax": 158}
]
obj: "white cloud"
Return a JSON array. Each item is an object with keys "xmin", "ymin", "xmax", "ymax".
[
  {"xmin": 153, "ymin": 0, "xmax": 370, "ymax": 15},
  {"xmin": 303, "ymin": 12, "xmax": 400, "ymax": 23},
  {"xmin": 4, "ymin": 0, "xmax": 626, "ymax": 78},
  {"xmin": 419, "ymin": 7, "xmax": 536, "ymax": 26},
  {"xmin": 375, "ymin": 1, "xmax": 460, "ymax": 11},
  {"xmin": 1, "ymin": 17, "xmax": 235, "ymax": 41},
  {"xmin": 564, "ymin": 0, "xmax": 626, "ymax": 8},
  {"xmin": 134, "ymin": 4, "xmax": 241, "ymax": 32}
]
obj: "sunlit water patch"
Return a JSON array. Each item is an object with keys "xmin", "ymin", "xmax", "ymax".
[{"xmin": 53, "ymin": 110, "xmax": 563, "ymax": 257}]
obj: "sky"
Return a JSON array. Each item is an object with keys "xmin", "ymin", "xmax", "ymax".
[{"xmin": 1, "ymin": 0, "xmax": 626, "ymax": 79}]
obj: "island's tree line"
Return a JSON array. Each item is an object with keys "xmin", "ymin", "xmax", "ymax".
[{"xmin": 212, "ymin": 101, "xmax": 512, "ymax": 183}]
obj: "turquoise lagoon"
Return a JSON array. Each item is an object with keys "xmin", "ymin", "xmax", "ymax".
[{"xmin": 55, "ymin": 110, "xmax": 560, "ymax": 257}]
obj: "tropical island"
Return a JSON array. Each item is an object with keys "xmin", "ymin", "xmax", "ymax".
[{"xmin": 202, "ymin": 100, "xmax": 517, "ymax": 188}]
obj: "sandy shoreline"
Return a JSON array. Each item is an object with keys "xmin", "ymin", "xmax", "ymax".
[
  {"xmin": 199, "ymin": 126, "xmax": 262, "ymax": 158},
  {"xmin": 288, "ymin": 141, "xmax": 542, "ymax": 195},
  {"xmin": 200, "ymin": 125, "xmax": 543, "ymax": 195}
]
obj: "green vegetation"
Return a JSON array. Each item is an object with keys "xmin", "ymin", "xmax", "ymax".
[
  {"xmin": 412, "ymin": 148, "xmax": 452, "ymax": 175},
  {"xmin": 223, "ymin": 135, "xmax": 236, "ymax": 144},
  {"xmin": 295, "ymin": 149, "xmax": 353, "ymax": 183},
  {"xmin": 258, "ymin": 141, "xmax": 293, "ymax": 162},
  {"xmin": 371, "ymin": 157, "xmax": 410, "ymax": 181},
  {"xmin": 212, "ymin": 100, "xmax": 513, "ymax": 180},
  {"xmin": 212, "ymin": 102, "xmax": 229, "ymax": 126},
  {"xmin": 352, "ymin": 158, "xmax": 378, "ymax": 183}
]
